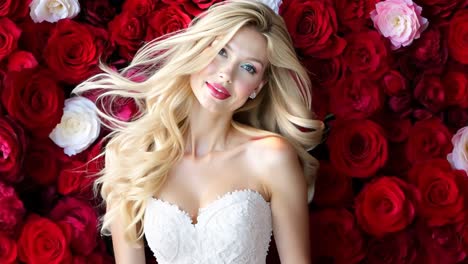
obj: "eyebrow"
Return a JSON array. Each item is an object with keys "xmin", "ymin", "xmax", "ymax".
[{"xmin": 225, "ymin": 43, "xmax": 265, "ymax": 67}]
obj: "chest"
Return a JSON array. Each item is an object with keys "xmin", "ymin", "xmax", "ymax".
[{"xmin": 154, "ymin": 149, "xmax": 268, "ymax": 219}]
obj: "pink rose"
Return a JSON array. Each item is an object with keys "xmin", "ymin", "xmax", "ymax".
[
  {"xmin": 370, "ymin": 0, "xmax": 429, "ymax": 50},
  {"xmin": 447, "ymin": 126, "xmax": 468, "ymax": 174}
]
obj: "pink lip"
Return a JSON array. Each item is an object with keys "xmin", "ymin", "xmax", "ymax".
[{"xmin": 206, "ymin": 82, "xmax": 231, "ymax": 100}]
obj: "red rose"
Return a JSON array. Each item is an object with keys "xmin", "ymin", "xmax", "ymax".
[
  {"xmin": 0, "ymin": 0, "xmax": 30, "ymax": 21},
  {"xmin": 1, "ymin": 69, "xmax": 64, "ymax": 138},
  {"xmin": 281, "ymin": 0, "xmax": 346, "ymax": 58},
  {"xmin": 409, "ymin": 26, "xmax": 448, "ymax": 72},
  {"xmin": 0, "ymin": 117, "xmax": 26, "ymax": 184},
  {"xmin": 84, "ymin": 89, "xmax": 141, "ymax": 125},
  {"xmin": 109, "ymin": 11, "xmax": 146, "ymax": 60},
  {"xmin": 342, "ymin": 30, "xmax": 390, "ymax": 80},
  {"xmin": 376, "ymin": 113, "xmax": 412, "ymax": 143},
  {"xmin": 303, "ymin": 56, "xmax": 345, "ymax": 87},
  {"xmin": 0, "ymin": 18, "xmax": 21, "ymax": 61},
  {"xmin": 0, "ymin": 233, "xmax": 17, "ymax": 264},
  {"xmin": 418, "ymin": 0, "xmax": 468, "ymax": 20},
  {"xmin": 463, "ymin": 222, "xmax": 468, "ymax": 255},
  {"xmin": 313, "ymin": 161, "xmax": 353, "ymax": 207},
  {"xmin": 6, "ymin": 50, "xmax": 38, "ymax": 72},
  {"xmin": 327, "ymin": 119, "xmax": 388, "ymax": 178},
  {"xmin": 85, "ymin": 139, "xmax": 105, "ymax": 176},
  {"xmin": 388, "ymin": 92, "xmax": 412, "ymax": 116},
  {"xmin": 355, "ymin": 176, "xmax": 419, "ymax": 237},
  {"xmin": 310, "ymin": 208, "xmax": 366, "ymax": 264},
  {"xmin": 366, "ymin": 230, "xmax": 418, "ymax": 264},
  {"xmin": 0, "ymin": 0, "xmax": 14, "ymax": 16},
  {"xmin": 414, "ymin": 74, "xmax": 446, "ymax": 113},
  {"xmin": 44, "ymin": 19, "xmax": 111, "ymax": 84},
  {"xmin": 82, "ymin": 0, "xmax": 117, "ymax": 26},
  {"xmin": 416, "ymin": 222, "xmax": 467, "ymax": 264},
  {"xmin": 87, "ymin": 248, "xmax": 115, "ymax": 264},
  {"xmin": 442, "ymin": 70, "xmax": 468, "ymax": 108},
  {"xmin": 311, "ymin": 86, "xmax": 330, "ymax": 120},
  {"xmin": 18, "ymin": 214, "xmax": 70, "ymax": 264},
  {"xmin": 405, "ymin": 118, "xmax": 452, "ymax": 164},
  {"xmin": 58, "ymin": 160, "xmax": 95, "ymax": 199},
  {"xmin": 145, "ymin": 4, "xmax": 192, "ymax": 41},
  {"xmin": 334, "ymin": 0, "xmax": 380, "ymax": 32},
  {"xmin": 382, "ymin": 70, "xmax": 408, "ymax": 97},
  {"xmin": 408, "ymin": 159, "xmax": 466, "ymax": 226},
  {"xmin": 122, "ymin": 0, "xmax": 157, "ymax": 17},
  {"xmin": 0, "ymin": 181, "xmax": 26, "ymax": 236},
  {"xmin": 449, "ymin": 9, "xmax": 468, "ymax": 64},
  {"xmin": 24, "ymin": 139, "xmax": 65, "ymax": 186},
  {"xmin": 17, "ymin": 20, "xmax": 54, "ymax": 63},
  {"xmin": 330, "ymin": 75, "xmax": 384, "ymax": 120},
  {"xmin": 49, "ymin": 197, "xmax": 98, "ymax": 256},
  {"xmin": 446, "ymin": 106, "xmax": 468, "ymax": 133}
]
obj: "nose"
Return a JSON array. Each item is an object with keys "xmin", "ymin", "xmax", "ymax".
[{"xmin": 218, "ymin": 62, "xmax": 234, "ymax": 83}]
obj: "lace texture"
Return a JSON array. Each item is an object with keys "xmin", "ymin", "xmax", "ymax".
[{"xmin": 144, "ymin": 189, "xmax": 273, "ymax": 264}]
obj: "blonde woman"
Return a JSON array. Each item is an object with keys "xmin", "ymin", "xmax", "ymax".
[{"xmin": 73, "ymin": 0, "xmax": 323, "ymax": 263}]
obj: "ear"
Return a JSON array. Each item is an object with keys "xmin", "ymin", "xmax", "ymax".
[{"xmin": 256, "ymin": 79, "xmax": 267, "ymax": 93}]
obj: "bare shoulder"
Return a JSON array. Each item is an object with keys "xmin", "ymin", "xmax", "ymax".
[{"xmin": 245, "ymin": 136, "xmax": 305, "ymax": 201}]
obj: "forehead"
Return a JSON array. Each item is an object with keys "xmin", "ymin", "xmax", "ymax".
[{"xmin": 226, "ymin": 27, "xmax": 268, "ymax": 64}]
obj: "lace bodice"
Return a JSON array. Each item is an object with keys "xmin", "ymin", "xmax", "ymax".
[{"xmin": 144, "ymin": 189, "xmax": 273, "ymax": 264}]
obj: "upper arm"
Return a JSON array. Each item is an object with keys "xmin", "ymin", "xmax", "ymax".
[
  {"xmin": 254, "ymin": 137, "xmax": 311, "ymax": 264},
  {"xmin": 107, "ymin": 202, "xmax": 147, "ymax": 264}
]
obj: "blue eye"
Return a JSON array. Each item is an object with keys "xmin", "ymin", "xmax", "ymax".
[
  {"xmin": 218, "ymin": 48, "xmax": 227, "ymax": 57},
  {"xmin": 242, "ymin": 64, "xmax": 257, "ymax": 74}
]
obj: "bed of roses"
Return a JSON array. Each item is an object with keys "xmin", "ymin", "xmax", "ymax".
[{"xmin": 0, "ymin": 0, "xmax": 467, "ymax": 263}]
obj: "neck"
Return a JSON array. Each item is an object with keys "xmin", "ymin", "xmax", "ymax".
[{"xmin": 185, "ymin": 102, "xmax": 235, "ymax": 159}]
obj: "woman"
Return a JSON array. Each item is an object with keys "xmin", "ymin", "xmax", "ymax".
[{"xmin": 73, "ymin": 0, "xmax": 323, "ymax": 263}]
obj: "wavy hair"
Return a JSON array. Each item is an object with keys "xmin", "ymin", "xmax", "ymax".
[{"xmin": 73, "ymin": 0, "xmax": 324, "ymax": 246}]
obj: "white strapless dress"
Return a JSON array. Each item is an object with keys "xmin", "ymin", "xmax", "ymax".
[{"xmin": 144, "ymin": 189, "xmax": 273, "ymax": 264}]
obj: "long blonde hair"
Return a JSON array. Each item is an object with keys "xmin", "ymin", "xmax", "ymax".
[{"xmin": 73, "ymin": 0, "xmax": 324, "ymax": 246}]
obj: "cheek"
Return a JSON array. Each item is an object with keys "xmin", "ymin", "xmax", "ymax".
[{"xmin": 235, "ymin": 81, "xmax": 257, "ymax": 96}]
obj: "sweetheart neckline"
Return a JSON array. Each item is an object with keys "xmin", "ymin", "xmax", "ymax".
[{"xmin": 149, "ymin": 189, "xmax": 271, "ymax": 226}]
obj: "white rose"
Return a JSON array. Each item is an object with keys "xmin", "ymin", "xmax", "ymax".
[
  {"xmin": 49, "ymin": 97, "xmax": 100, "ymax": 156},
  {"xmin": 29, "ymin": 0, "xmax": 80, "ymax": 23},
  {"xmin": 447, "ymin": 126, "xmax": 468, "ymax": 173},
  {"xmin": 256, "ymin": 0, "xmax": 282, "ymax": 14}
]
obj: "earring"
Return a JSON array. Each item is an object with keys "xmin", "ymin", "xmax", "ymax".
[{"xmin": 249, "ymin": 91, "xmax": 257, "ymax": 99}]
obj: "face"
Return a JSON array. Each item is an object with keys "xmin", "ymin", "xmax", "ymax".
[{"xmin": 190, "ymin": 26, "xmax": 268, "ymax": 114}]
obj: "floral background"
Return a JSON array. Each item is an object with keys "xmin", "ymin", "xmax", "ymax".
[{"xmin": 0, "ymin": 0, "xmax": 467, "ymax": 263}]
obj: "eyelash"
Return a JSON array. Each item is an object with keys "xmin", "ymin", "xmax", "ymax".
[{"xmin": 218, "ymin": 48, "xmax": 257, "ymax": 75}]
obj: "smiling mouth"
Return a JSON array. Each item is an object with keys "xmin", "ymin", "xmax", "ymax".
[{"xmin": 206, "ymin": 82, "xmax": 231, "ymax": 100}]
